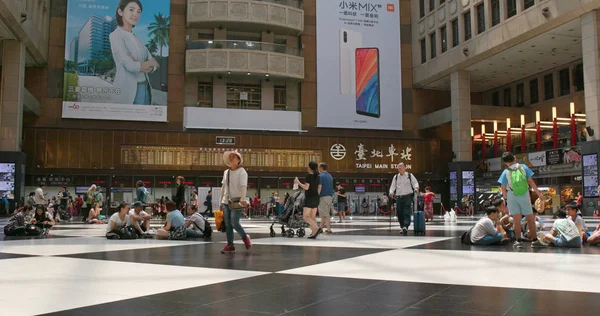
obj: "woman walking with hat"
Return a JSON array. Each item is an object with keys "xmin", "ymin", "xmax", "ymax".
[{"xmin": 220, "ymin": 150, "xmax": 252, "ymax": 253}]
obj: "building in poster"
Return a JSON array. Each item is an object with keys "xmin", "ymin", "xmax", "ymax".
[
  {"xmin": 62, "ymin": 0, "xmax": 170, "ymax": 122},
  {"xmin": 316, "ymin": 0, "xmax": 402, "ymax": 130}
]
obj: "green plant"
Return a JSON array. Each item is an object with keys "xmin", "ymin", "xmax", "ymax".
[
  {"xmin": 214, "ymin": 42, "xmax": 223, "ymax": 49},
  {"xmin": 148, "ymin": 12, "xmax": 170, "ymax": 57},
  {"xmin": 63, "ymin": 72, "xmax": 79, "ymax": 102}
]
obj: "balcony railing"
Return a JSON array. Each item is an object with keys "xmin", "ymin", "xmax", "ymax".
[
  {"xmin": 255, "ymin": 0, "xmax": 303, "ymax": 9},
  {"xmin": 185, "ymin": 40, "xmax": 302, "ymax": 57}
]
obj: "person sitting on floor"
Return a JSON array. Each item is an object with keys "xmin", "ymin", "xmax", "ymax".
[
  {"xmin": 533, "ymin": 209, "xmax": 582, "ymax": 248},
  {"xmin": 470, "ymin": 206, "xmax": 509, "ymax": 245},
  {"xmin": 3, "ymin": 206, "xmax": 32, "ymax": 236},
  {"xmin": 157, "ymin": 201, "xmax": 187, "ymax": 240},
  {"xmin": 128, "ymin": 201, "xmax": 152, "ymax": 236},
  {"xmin": 521, "ymin": 209, "xmax": 545, "ymax": 236},
  {"xmin": 185, "ymin": 205, "xmax": 210, "ymax": 238},
  {"xmin": 566, "ymin": 202, "xmax": 589, "ymax": 243},
  {"xmin": 87, "ymin": 203, "xmax": 105, "ymax": 224},
  {"xmin": 31, "ymin": 205, "xmax": 55, "ymax": 235},
  {"xmin": 106, "ymin": 202, "xmax": 130, "ymax": 239},
  {"xmin": 588, "ymin": 222, "xmax": 600, "ymax": 246}
]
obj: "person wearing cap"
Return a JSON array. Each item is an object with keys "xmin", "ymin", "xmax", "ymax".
[
  {"xmin": 128, "ymin": 201, "xmax": 152, "ymax": 236},
  {"xmin": 220, "ymin": 150, "xmax": 252, "ymax": 253}
]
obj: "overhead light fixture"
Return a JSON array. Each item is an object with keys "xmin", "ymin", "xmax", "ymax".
[
  {"xmin": 471, "ymin": 127, "xmax": 474, "ymax": 137},
  {"xmin": 506, "ymin": 118, "xmax": 511, "ymax": 129},
  {"xmin": 536, "ymin": 111, "xmax": 540, "ymax": 123},
  {"xmin": 247, "ymin": 72, "xmax": 251, "ymax": 75},
  {"xmin": 552, "ymin": 107, "xmax": 557, "ymax": 120},
  {"xmin": 265, "ymin": 74, "xmax": 269, "ymax": 77},
  {"xmin": 481, "ymin": 124, "xmax": 486, "ymax": 135},
  {"xmin": 227, "ymin": 71, "xmax": 231, "ymax": 75},
  {"xmin": 208, "ymin": 40, "xmax": 213, "ymax": 44},
  {"xmin": 520, "ymin": 115, "xmax": 525, "ymax": 127},
  {"xmin": 570, "ymin": 102, "xmax": 575, "ymax": 116},
  {"xmin": 493, "ymin": 121, "xmax": 498, "ymax": 132}
]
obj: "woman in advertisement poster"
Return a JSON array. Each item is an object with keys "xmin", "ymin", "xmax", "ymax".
[{"xmin": 110, "ymin": 0, "xmax": 159, "ymax": 105}]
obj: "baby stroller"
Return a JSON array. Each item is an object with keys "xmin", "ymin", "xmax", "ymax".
[{"xmin": 269, "ymin": 191, "xmax": 309, "ymax": 238}]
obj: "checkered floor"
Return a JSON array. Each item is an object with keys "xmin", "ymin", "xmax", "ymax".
[{"xmin": 2, "ymin": 215, "xmax": 600, "ymax": 316}]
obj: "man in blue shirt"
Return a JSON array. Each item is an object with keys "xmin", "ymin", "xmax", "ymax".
[
  {"xmin": 318, "ymin": 163, "xmax": 335, "ymax": 234},
  {"xmin": 498, "ymin": 152, "xmax": 544, "ymax": 248}
]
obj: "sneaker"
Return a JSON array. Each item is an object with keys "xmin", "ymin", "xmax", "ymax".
[
  {"xmin": 243, "ymin": 235, "xmax": 252, "ymax": 250},
  {"xmin": 337, "ymin": 220, "xmax": 343, "ymax": 223},
  {"xmin": 402, "ymin": 227, "xmax": 408, "ymax": 236},
  {"xmin": 221, "ymin": 244, "xmax": 236, "ymax": 254},
  {"xmin": 500, "ymin": 239, "xmax": 510, "ymax": 246},
  {"xmin": 531, "ymin": 240, "xmax": 549, "ymax": 248},
  {"xmin": 325, "ymin": 230, "xmax": 333, "ymax": 235},
  {"xmin": 513, "ymin": 240, "xmax": 524, "ymax": 249}
]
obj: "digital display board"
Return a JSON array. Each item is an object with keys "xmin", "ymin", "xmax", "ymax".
[
  {"xmin": 0, "ymin": 163, "xmax": 16, "ymax": 199},
  {"xmin": 462, "ymin": 171, "xmax": 475, "ymax": 195},
  {"xmin": 449, "ymin": 171, "xmax": 457, "ymax": 202},
  {"xmin": 583, "ymin": 154, "xmax": 598, "ymax": 198},
  {"xmin": 121, "ymin": 146, "xmax": 322, "ymax": 171}
]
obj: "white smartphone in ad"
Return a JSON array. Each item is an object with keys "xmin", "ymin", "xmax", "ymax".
[{"xmin": 339, "ymin": 28, "xmax": 363, "ymax": 95}]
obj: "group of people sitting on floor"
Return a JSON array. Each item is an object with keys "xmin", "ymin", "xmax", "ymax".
[
  {"xmin": 105, "ymin": 201, "xmax": 211, "ymax": 240},
  {"xmin": 465, "ymin": 198, "xmax": 600, "ymax": 248},
  {"xmin": 4, "ymin": 205, "xmax": 56, "ymax": 236}
]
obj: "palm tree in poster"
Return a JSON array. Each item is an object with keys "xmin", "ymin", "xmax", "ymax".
[
  {"xmin": 148, "ymin": 13, "xmax": 170, "ymax": 57},
  {"xmin": 146, "ymin": 38, "xmax": 159, "ymax": 57}
]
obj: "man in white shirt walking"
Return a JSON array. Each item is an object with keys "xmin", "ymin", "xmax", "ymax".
[
  {"xmin": 34, "ymin": 184, "xmax": 47, "ymax": 206},
  {"xmin": 389, "ymin": 163, "xmax": 419, "ymax": 236}
]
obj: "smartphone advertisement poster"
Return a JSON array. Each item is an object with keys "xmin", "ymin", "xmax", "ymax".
[
  {"xmin": 316, "ymin": 0, "xmax": 402, "ymax": 130},
  {"xmin": 62, "ymin": 0, "xmax": 170, "ymax": 122}
]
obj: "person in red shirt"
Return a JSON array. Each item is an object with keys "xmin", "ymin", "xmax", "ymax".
[
  {"xmin": 576, "ymin": 192, "xmax": 583, "ymax": 207},
  {"xmin": 421, "ymin": 187, "xmax": 436, "ymax": 222}
]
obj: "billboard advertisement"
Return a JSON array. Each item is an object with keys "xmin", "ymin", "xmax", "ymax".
[
  {"xmin": 62, "ymin": 0, "xmax": 170, "ymax": 122},
  {"xmin": 316, "ymin": 0, "xmax": 402, "ymax": 130}
]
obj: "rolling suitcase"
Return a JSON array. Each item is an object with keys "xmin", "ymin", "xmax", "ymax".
[{"xmin": 413, "ymin": 210, "xmax": 426, "ymax": 235}]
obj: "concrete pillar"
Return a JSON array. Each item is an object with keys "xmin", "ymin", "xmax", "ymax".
[
  {"xmin": 286, "ymin": 81, "xmax": 299, "ymax": 111},
  {"xmin": 213, "ymin": 75, "xmax": 227, "ymax": 108},
  {"xmin": 0, "ymin": 40, "xmax": 25, "ymax": 152},
  {"xmin": 451, "ymin": 70, "xmax": 472, "ymax": 161},
  {"xmin": 261, "ymin": 31, "xmax": 275, "ymax": 52},
  {"xmin": 582, "ymin": 11, "xmax": 600, "ymax": 141},
  {"xmin": 261, "ymin": 79, "xmax": 274, "ymax": 110}
]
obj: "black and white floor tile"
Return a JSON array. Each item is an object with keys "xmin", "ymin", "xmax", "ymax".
[{"xmin": 1, "ymin": 215, "xmax": 600, "ymax": 315}]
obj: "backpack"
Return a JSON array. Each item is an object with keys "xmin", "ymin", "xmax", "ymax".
[
  {"xmin": 119, "ymin": 226, "xmax": 139, "ymax": 239},
  {"xmin": 392, "ymin": 173, "xmax": 416, "ymax": 196},
  {"xmin": 507, "ymin": 164, "xmax": 529, "ymax": 196},
  {"xmin": 192, "ymin": 214, "xmax": 213, "ymax": 238},
  {"xmin": 460, "ymin": 228, "xmax": 475, "ymax": 245}
]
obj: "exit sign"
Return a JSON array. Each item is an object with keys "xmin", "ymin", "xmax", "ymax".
[{"xmin": 216, "ymin": 136, "xmax": 235, "ymax": 145}]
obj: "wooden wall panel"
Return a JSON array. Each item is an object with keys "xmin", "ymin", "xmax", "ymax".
[
  {"xmin": 89, "ymin": 131, "xmax": 103, "ymax": 168},
  {"xmin": 45, "ymin": 130, "xmax": 58, "ymax": 168},
  {"xmin": 102, "ymin": 131, "xmax": 113, "ymax": 168},
  {"xmin": 24, "ymin": 128, "xmax": 440, "ymax": 177}
]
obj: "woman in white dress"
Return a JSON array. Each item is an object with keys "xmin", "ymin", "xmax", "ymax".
[{"xmin": 110, "ymin": 0, "xmax": 159, "ymax": 105}]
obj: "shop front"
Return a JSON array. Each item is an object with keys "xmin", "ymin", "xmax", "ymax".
[{"xmin": 476, "ymin": 146, "xmax": 583, "ymax": 214}]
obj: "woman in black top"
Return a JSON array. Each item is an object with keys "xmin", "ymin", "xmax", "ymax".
[
  {"xmin": 174, "ymin": 176, "xmax": 186, "ymax": 209},
  {"xmin": 295, "ymin": 161, "xmax": 321, "ymax": 239}
]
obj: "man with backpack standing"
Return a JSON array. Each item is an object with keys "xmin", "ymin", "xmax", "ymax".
[
  {"xmin": 498, "ymin": 152, "xmax": 544, "ymax": 248},
  {"xmin": 389, "ymin": 163, "xmax": 419, "ymax": 236}
]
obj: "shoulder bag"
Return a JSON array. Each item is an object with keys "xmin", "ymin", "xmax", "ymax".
[{"xmin": 227, "ymin": 169, "xmax": 245, "ymax": 210}]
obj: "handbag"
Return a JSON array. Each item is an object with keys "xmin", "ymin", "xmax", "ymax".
[{"xmin": 226, "ymin": 169, "xmax": 246, "ymax": 211}]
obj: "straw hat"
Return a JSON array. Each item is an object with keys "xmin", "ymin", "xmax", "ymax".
[{"xmin": 223, "ymin": 150, "xmax": 243, "ymax": 167}]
